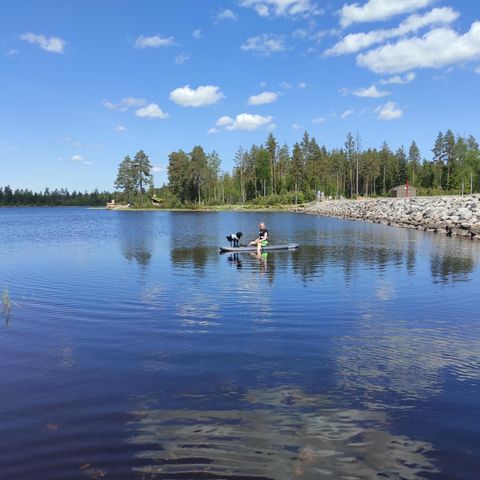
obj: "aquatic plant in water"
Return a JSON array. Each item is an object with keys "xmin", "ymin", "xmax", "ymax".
[
  {"xmin": 2, "ymin": 286, "xmax": 13, "ymax": 325},
  {"xmin": 1, "ymin": 286, "xmax": 11, "ymax": 312}
]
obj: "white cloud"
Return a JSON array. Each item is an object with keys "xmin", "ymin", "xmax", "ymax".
[
  {"xmin": 115, "ymin": 125, "xmax": 127, "ymax": 132},
  {"xmin": 380, "ymin": 72, "xmax": 416, "ymax": 84},
  {"xmin": 475, "ymin": 66, "xmax": 480, "ymax": 74},
  {"xmin": 152, "ymin": 165, "xmax": 163, "ymax": 173},
  {"xmin": 169, "ymin": 85, "xmax": 225, "ymax": 107},
  {"xmin": 208, "ymin": 128, "xmax": 219, "ymax": 134},
  {"xmin": 240, "ymin": 0, "xmax": 323, "ymax": 17},
  {"xmin": 175, "ymin": 52, "xmax": 190, "ymax": 65},
  {"xmin": 134, "ymin": 35, "xmax": 175, "ymax": 48},
  {"xmin": 19, "ymin": 33, "xmax": 65, "ymax": 54},
  {"xmin": 247, "ymin": 91, "xmax": 278, "ymax": 105},
  {"xmin": 241, "ymin": 34, "xmax": 285, "ymax": 55},
  {"xmin": 192, "ymin": 29, "xmax": 203, "ymax": 40},
  {"xmin": 225, "ymin": 113, "xmax": 274, "ymax": 131},
  {"xmin": 7, "ymin": 49, "xmax": 19, "ymax": 56},
  {"xmin": 357, "ymin": 22, "xmax": 480, "ymax": 74},
  {"xmin": 216, "ymin": 116, "xmax": 234, "ymax": 126},
  {"xmin": 135, "ymin": 103, "xmax": 169, "ymax": 119},
  {"xmin": 298, "ymin": 82, "xmax": 307, "ymax": 88},
  {"xmin": 375, "ymin": 101, "xmax": 403, "ymax": 120},
  {"xmin": 102, "ymin": 97, "xmax": 147, "ymax": 112},
  {"xmin": 339, "ymin": 0, "xmax": 434, "ymax": 28},
  {"xmin": 71, "ymin": 154, "xmax": 83, "ymax": 162},
  {"xmin": 216, "ymin": 9, "xmax": 238, "ymax": 22},
  {"xmin": 292, "ymin": 123, "xmax": 302, "ymax": 130},
  {"xmin": 279, "ymin": 81, "xmax": 292, "ymax": 89},
  {"xmin": 326, "ymin": 7, "xmax": 459, "ymax": 56},
  {"xmin": 340, "ymin": 109, "xmax": 354, "ymax": 119},
  {"xmin": 341, "ymin": 84, "xmax": 390, "ymax": 97},
  {"xmin": 312, "ymin": 116, "xmax": 325, "ymax": 124}
]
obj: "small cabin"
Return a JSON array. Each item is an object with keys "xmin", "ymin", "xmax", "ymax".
[{"xmin": 389, "ymin": 185, "xmax": 416, "ymax": 198}]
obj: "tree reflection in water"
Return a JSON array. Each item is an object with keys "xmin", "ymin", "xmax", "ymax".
[
  {"xmin": 119, "ymin": 213, "xmax": 154, "ymax": 267},
  {"xmin": 127, "ymin": 387, "xmax": 437, "ymax": 479}
]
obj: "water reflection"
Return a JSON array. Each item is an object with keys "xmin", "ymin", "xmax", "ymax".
[
  {"xmin": 127, "ymin": 387, "xmax": 438, "ymax": 479},
  {"xmin": 335, "ymin": 305, "xmax": 480, "ymax": 403},
  {"xmin": 118, "ymin": 213, "xmax": 154, "ymax": 267},
  {"xmin": 217, "ymin": 236, "xmax": 479, "ymax": 286},
  {"xmin": 431, "ymin": 255, "xmax": 474, "ymax": 284},
  {"xmin": 170, "ymin": 247, "xmax": 216, "ymax": 273}
]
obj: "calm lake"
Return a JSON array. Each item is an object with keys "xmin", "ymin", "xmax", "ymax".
[{"xmin": 1, "ymin": 207, "xmax": 480, "ymax": 480}]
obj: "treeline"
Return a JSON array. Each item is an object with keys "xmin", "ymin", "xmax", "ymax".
[
  {"xmin": 163, "ymin": 130, "xmax": 480, "ymax": 206},
  {"xmin": 0, "ymin": 186, "xmax": 111, "ymax": 207}
]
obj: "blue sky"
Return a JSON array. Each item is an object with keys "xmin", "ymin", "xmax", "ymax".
[{"xmin": 1, "ymin": 0, "xmax": 480, "ymax": 191}]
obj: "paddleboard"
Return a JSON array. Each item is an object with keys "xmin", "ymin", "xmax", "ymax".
[{"xmin": 219, "ymin": 243, "xmax": 299, "ymax": 253}]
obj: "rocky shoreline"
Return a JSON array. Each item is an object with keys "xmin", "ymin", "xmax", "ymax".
[{"xmin": 296, "ymin": 195, "xmax": 480, "ymax": 240}]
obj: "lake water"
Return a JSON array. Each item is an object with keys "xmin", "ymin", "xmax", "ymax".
[{"xmin": 1, "ymin": 207, "xmax": 480, "ymax": 480}]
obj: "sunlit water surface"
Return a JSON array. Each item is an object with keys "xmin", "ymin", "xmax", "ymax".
[{"xmin": 1, "ymin": 207, "xmax": 479, "ymax": 479}]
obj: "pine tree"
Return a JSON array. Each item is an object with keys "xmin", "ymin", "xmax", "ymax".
[
  {"xmin": 408, "ymin": 141, "xmax": 421, "ymax": 186},
  {"xmin": 432, "ymin": 132, "xmax": 445, "ymax": 189},
  {"xmin": 265, "ymin": 133, "xmax": 277, "ymax": 195},
  {"xmin": 131, "ymin": 150, "xmax": 153, "ymax": 205},
  {"xmin": 114, "ymin": 155, "xmax": 135, "ymax": 201}
]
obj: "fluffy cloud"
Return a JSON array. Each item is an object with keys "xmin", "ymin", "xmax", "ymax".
[
  {"xmin": 134, "ymin": 35, "xmax": 175, "ymax": 48},
  {"xmin": 241, "ymin": 34, "xmax": 285, "ymax": 55},
  {"xmin": 380, "ymin": 72, "xmax": 416, "ymax": 85},
  {"xmin": 339, "ymin": 0, "xmax": 434, "ymax": 28},
  {"xmin": 326, "ymin": 7, "xmax": 459, "ymax": 56},
  {"xmin": 357, "ymin": 22, "xmax": 480, "ymax": 74},
  {"xmin": 375, "ymin": 101, "xmax": 403, "ymax": 120},
  {"xmin": 115, "ymin": 125, "xmax": 127, "ymax": 132},
  {"xmin": 19, "ymin": 33, "xmax": 65, "ymax": 54},
  {"xmin": 240, "ymin": 0, "xmax": 322, "ymax": 17},
  {"xmin": 216, "ymin": 9, "xmax": 238, "ymax": 22},
  {"xmin": 340, "ymin": 109, "xmax": 354, "ymax": 119},
  {"xmin": 216, "ymin": 116, "xmax": 234, "ymax": 126},
  {"xmin": 208, "ymin": 128, "xmax": 219, "ymax": 134},
  {"xmin": 341, "ymin": 85, "xmax": 390, "ymax": 98},
  {"xmin": 247, "ymin": 91, "xmax": 278, "ymax": 105},
  {"xmin": 225, "ymin": 113, "xmax": 275, "ymax": 131},
  {"xmin": 169, "ymin": 85, "xmax": 225, "ymax": 107},
  {"xmin": 102, "ymin": 97, "xmax": 147, "ymax": 111},
  {"xmin": 135, "ymin": 103, "xmax": 169, "ymax": 119}
]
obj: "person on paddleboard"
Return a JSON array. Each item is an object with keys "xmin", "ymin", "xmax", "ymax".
[{"xmin": 249, "ymin": 222, "xmax": 268, "ymax": 253}]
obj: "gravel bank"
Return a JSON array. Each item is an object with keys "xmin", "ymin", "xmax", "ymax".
[{"xmin": 296, "ymin": 195, "xmax": 480, "ymax": 240}]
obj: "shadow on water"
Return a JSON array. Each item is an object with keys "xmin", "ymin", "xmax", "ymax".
[{"xmin": 127, "ymin": 387, "xmax": 438, "ymax": 480}]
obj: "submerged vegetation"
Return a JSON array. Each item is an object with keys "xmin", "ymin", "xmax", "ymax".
[
  {"xmin": 2, "ymin": 286, "xmax": 12, "ymax": 325},
  {"xmin": 1, "ymin": 286, "xmax": 11, "ymax": 311}
]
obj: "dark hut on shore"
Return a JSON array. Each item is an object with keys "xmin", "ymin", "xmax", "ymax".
[{"xmin": 389, "ymin": 185, "xmax": 417, "ymax": 198}]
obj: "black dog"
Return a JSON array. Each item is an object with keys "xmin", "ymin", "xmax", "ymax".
[{"xmin": 226, "ymin": 232, "xmax": 243, "ymax": 247}]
